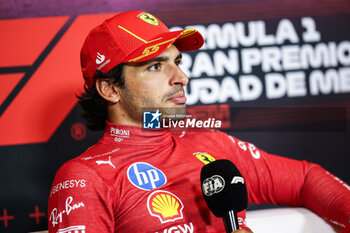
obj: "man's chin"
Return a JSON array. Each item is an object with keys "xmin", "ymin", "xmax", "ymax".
[{"xmin": 160, "ymin": 105, "xmax": 187, "ymax": 121}]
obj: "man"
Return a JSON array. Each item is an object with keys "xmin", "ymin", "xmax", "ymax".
[{"xmin": 48, "ymin": 11, "xmax": 350, "ymax": 233}]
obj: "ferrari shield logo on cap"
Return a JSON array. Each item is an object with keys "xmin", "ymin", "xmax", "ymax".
[{"xmin": 138, "ymin": 13, "xmax": 159, "ymax": 26}]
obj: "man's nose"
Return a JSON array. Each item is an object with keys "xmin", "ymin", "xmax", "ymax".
[{"xmin": 169, "ymin": 65, "xmax": 189, "ymax": 87}]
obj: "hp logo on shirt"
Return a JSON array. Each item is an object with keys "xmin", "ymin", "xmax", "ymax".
[
  {"xmin": 127, "ymin": 162, "xmax": 167, "ymax": 191},
  {"xmin": 143, "ymin": 110, "xmax": 161, "ymax": 129}
]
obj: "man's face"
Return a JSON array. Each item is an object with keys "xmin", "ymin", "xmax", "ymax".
[{"xmin": 118, "ymin": 45, "xmax": 189, "ymax": 124}]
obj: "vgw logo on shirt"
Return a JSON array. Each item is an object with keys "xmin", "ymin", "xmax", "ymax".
[
  {"xmin": 127, "ymin": 162, "xmax": 167, "ymax": 190},
  {"xmin": 143, "ymin": 110, "xmax": 161, "ymax": 129}
]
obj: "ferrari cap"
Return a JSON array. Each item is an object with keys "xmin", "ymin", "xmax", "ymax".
[{"xmin": 80, "ymin": 11, "xmax": 204, "ymax": 88}]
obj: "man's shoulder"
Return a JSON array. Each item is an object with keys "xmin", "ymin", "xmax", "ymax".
[
  {"xmin": 54, "ymin": 143, "xmax": 120, "ymax": 182},
  {"xmin": 53, "ymin": 156, "xmax": 94, "ymax": 181}
]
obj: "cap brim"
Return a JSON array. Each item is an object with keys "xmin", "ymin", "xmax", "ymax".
[
  {"xmin": 174, "ymin": 29, "xmax": 204, "ymax": 51},
  {"xmin": 124, "ymin": 29, "xmax": 204, "ymax": 63}
]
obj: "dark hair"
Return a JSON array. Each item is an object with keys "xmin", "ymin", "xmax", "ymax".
[{"xmin": 77, "ymin": 63, "xmax": 125, "ymax": 131}]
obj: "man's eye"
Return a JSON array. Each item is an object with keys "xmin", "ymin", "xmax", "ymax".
[
  {"xmin": 175, "ymin": 59, "xmax": 182, "ymax": 66},
  {"xmin": 148, "ymin": 63, "xmax": 161, "ymax": 71}
]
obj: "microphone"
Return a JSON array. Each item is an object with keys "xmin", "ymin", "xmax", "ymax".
[{"xmin": 200, "ymin": 159, "xmax": 248, "ymax": 233}]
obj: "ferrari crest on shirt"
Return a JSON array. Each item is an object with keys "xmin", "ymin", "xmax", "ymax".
[
  {"xmin": 147, "ymin": 190, "xmax": 184, "ymax": 223},
  {"xmin": 193, "ymin": 152, "xmax": 216, "ymax": 164},
  {"xmin": 138, "ymin": 13, "xmax": 159, "ymax": 26}
]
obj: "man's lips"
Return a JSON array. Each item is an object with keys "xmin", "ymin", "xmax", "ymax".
[{"xmin": 168, "ymin": 93, "xmax": 187, "ymax": 104}]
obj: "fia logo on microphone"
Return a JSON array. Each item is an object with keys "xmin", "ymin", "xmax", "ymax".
[{"xmin": 202, "ymin": 175, "xmax": 225, "ymax": 196}]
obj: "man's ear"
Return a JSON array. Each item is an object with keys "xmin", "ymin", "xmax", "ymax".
[{"xmin": 95, "ymin": 79, "xmax": 120, "ymax": 104}]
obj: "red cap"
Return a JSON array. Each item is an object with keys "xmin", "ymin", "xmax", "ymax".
[{"xmin": 81, "ymin": 11, "xmax": 204, "ymax": 88}]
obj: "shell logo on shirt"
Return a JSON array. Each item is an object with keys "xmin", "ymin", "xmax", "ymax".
[
  {"xmin": 147, "ymin": 190, "xmax": 184, "ymax": 223},
  {"xmin": 193, "ymin": 152, "xmax": 216, "ymax": 164}
]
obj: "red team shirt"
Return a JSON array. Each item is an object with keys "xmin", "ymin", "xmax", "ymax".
[{"xmin": 48, "ymin": 121, "xmax": 350, "ymax": 233}]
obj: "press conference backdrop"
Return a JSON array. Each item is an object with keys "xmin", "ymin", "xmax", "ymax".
[{"xmin": 0, "ymin": 0, "xmax": 349, "ymax": 232}]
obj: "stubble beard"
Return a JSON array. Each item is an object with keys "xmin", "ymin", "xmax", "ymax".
[
  {"xmin": 161, "ymin": 86, "xmax": 187, "ymax": 121},
  {"xmin": 121, "ymin": 85, "xmax": 187, "ymax": 125}
]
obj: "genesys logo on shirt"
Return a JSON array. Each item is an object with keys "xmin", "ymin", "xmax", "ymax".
[
  {"xmin": 50, "ymin": 179, "xmax": 86, "ymax": 196},
  {"xmin": 127, "ymin": 162, "xmax": 167, "ymax": 191}
]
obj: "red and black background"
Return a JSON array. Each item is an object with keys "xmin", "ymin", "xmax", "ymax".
[{"xmin": 0, "ymin": 0, "xmax": 349, "ymax": 232}]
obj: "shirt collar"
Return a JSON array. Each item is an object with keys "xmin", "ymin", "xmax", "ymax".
[{"xmin": 100, "ymin": 121, "xmax": 174, "ymax": 146}]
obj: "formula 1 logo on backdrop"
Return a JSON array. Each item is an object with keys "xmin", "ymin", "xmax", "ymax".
[
  {"xmin": 127, "ymin": 162, "xmax": 167, "ymax": 190},
  {"xmin": 0, "ymin": 13, "xmax": 115, "ymax": 146}
]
